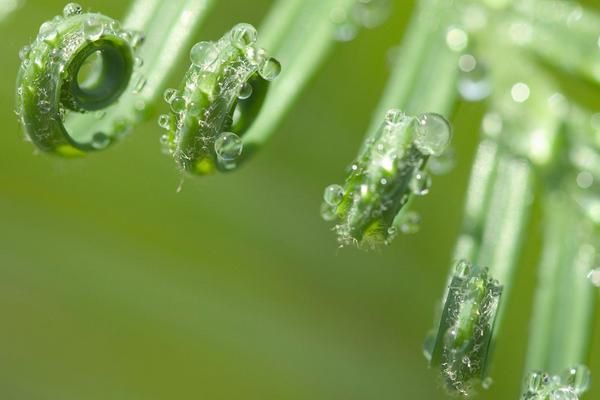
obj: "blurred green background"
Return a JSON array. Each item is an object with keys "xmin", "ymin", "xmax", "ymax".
[{"xmin": 1, "ymin": 0, "xmax": 599, "ymax": 399}]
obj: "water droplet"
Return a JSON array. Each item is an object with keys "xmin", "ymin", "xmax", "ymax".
[
  {"xmin": 158, "ymin": 114, "xmax": 172, "ymax": 130},
  {"xmin": 84, "ymin": 17, "xmax": 104, "ymax": 41},
  {"xmin": 385, "ymin": 108, "xmax": 405, "ymax": 126},
  {"xmin": 576, "ymin": 171, "xmax": 594, "ymax": 189},
  {"xmin": 163, "ymin": 88, "xmax": 178, "ymax": 104},
  {"xmin": 237, "ymin": 82, "xmax": 253, "ymax": 100},
  {"xmin": 331, "ymin": 7, "xmax": 357, "ymax": 42},
  {"xmin": 527, "ymin": 372, "xmax": 544, "ymax": 392},
  {"xmin": 94, "ymin": 110, "xmax": 106, "ymax": 119},
  {"xmin": 455, "ymin": 260, "xmax": 472, "ymax": 279},
  {"xmin": 259, "ymin": 57, "xmax": 281, "ymax": 81},
  {"xmin": 63, "ymin": 2, "xmax": 83, "ymax": 17},
  {"xmin": 214, "ymin": 132, "xmax": 243, "ymax": 161},
  {"xmin": 458, "ymin": 56, "xmax": 491, "ymax": 102},
  {"xmin": 188, "ymin": 101, "xmax": 201, "ymax": 116},
  {"xmin": 414, "ymin": 113, "xmax": 452, "ymax": 156},
  {"xmin": 91, "ymin": 132, "xmax": 110, "ymax": 149},
  {"xmin": 19, "ymin": 45, "xmax": 30, "ymax": 61},
  {"xmin": 446, "ymin": 27, "xmax": 468, "ymax": 52},
  {"xmin": 320, "ymin": 202, "xmax": 337, "ymax": 222},
  {"xmin": 352, "ymin": 0, "xmax": 391, "ymax": 29},
  {"xmin": 400, "ymin": 211, "xmax": 420, "ymax": 234},
  {"xmin": 482, "ymin": 377, "xmax": 493, "ymax": 390},
  {"xmin": 324, "ymin": 184, "xmax": 344, "ymax": 206},
  {"xmin": 550, "ymin": 387, "xmax": 578, "ymax": 400},
  {"xmin": 562, "ymin": 365, "xmax": 591, "ymax": 394},
  {"xmin": 130, "ymin": 32, "xmax": 145, "ymax": 49},
  {"xmin": 587, "ymin": 268, "xmax": 600, "ymax": 287},
  {"xmin": 511, "ymin": 82, "xmax": 530, "ymax": 103},
  {"xmin": 134, "ymin": 56, "xmax": 144, "ymax": 68},
  {"xmin": 170, "ymin": 96, "xmax": 186, "ymax": 113},
  {"xmin": 410, "ymin": 171, "xmax": 432, "ymax": 196},
  {"xmin": 132, "ymin": 74, "xmax": 147, "ymax": 94},
  {"xmin": 190, "ymin": 41, "xmax": 219, "ymax": 68},
  {"xmin": 230, "ymin": 23, "xmax": 257, "ymax": 48}
]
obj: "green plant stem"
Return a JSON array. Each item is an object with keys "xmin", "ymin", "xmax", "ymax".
[
  {"xmin": 242, "ymin": 0, "xmax": 358, "ymax": 155},
  {"xmin": 524, "ymin": 194, "xmax": 597, "ymax": 375}
]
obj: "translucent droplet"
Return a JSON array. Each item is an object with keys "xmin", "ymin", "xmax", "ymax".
[
  {"xmin": 414, "ymin": 113, "xmax": 452, "ymax": 156},
  {"xmin": 458, "ymin": 58, "xmax": 491, "ymax": 102},
  {"xmin": 170, "ymin": 96, "xmax": 186, "ymax": 113},
  {"xmin": 446, "ymin": 27, "xmax": 468, "ymax": 52},
  {"xmin": 84, "ymin": 17, "xmax": 104, "ymax": 41},
  {"xmin": 587, "ymin": 268, "xmax": 600, "ymax": 287},
  {"xmin": 163, "ymin": 88, "xmax": 178, "ymax": 104},
  {"xmin": 230, "ymin": 23, "xmax": 257, "ymax": 48},
  {"xmin": 511, "ymin": 82, "xmax": 530, "ymax": 103},
  {"xmin": 527, "ymin": 372, "xmax": 544, "ymax": 392},
  {"xmin": 215, "ymin": 132, "xmax": 243, "ymax": 161},
  {"xmin": 19, "ymin": 45, "xmax": 30, "ymax": 61},
  {"xmin": 385, "ymin": 108, "xmax": 405, "ymax": 126},
  {"xmin": 576, "ymin": 171, "xmax": 594, "ymax": 189},
  {"xmin": 134, "ymin": 57, "xmax": 144, "ymax": 68},
  {"xmin": 400, "ymin": 211, "xmax": 420, "ymax": 234},
  {"xmin": 91, "ymin": 132, "xmax": 110, "ymax": 149},
  {"xmin": 455, "ymin": 260, "xmax": 472, "ymax": 279},
  {"xmin": 482, "ymin": 377, "xmax": 493, "ymax": 390},
  {"xmin": 562, "ymin": 365, "xmax": 591, "ymax": 394},
  {"xmin": 63, "ymin": 3, "xmax": 83, "ymax": 17},
  {"xmin": 130, "ymin": 32, "xmax": 145, "ymax": 49},
  {"xmin": 259, "ymin": 57, "xmax": 281, "ymax": 81},
  {"xmin": 320, "ymin": 202, "xmax": 337, "ymax": 222},
  {"xmin": 331, "ymin": 7, "xmax": 357, "ymax": 42},
  {"xmin": 410, "ymin": 171, "xmax": 431, "ymax": 196},
  {"xmin": 132, "ymin": 74, "xmax": 147, "ymax": 94},
  {"xmin": 550, "ymin": 388, "xmax": 578, "ymax": 400},
  {"xmin": 188, "ymin": 101, "xmax": 201, "ymax": 116},
  {"xmin": 352, "ymin": 0, "xmax": 391, "ymax": 29},
  {"xmin": 158, "ymin": 114, "xmax": 172, "ymax": 130},
  {"xmin": 324, "ymin": 184, "xmax": 344, "ymax": 206},
  {"xmin": 238, "ymin": 82, "xmax": 253, "ymax": 99},
  {"xmin": 94, "ymin": 110, "xmax": 106, "ymax": 119},
  {"xmin": 190, "ymin": 41, "xmax": 219, "ymax": 68}
]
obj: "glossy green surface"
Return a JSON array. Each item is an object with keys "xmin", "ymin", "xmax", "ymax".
[{"xmin": 1, "ymin": 1, "xmax": 599, "ymax": 399}]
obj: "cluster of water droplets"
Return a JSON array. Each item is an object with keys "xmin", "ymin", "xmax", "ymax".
[
  {"xmin": 330, "ymin": 0, "xmax": 391, "ymax": 42},
  {"xmin": 321, "ymin": 109, "xmax": 452, "ymax": 247},
  {"xmin": 15, "ymin": 3, "xmax": 145, "ymax": 152},
  {"xmin": 522, "ymin": 366, "xmax": 591, "ymax": 400},
  {"xmin": 424, "ymin": 260, "xmax": 502, "ymax": 396},
  {"xmin": 158, "ymin": 23, "xmax": 281, "ymax": 174}
]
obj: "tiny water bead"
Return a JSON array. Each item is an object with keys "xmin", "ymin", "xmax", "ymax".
[
  {"xmin": 83, "ymin": 17, "xmax": 104, "ymax": 41},
  {"xmin": 259, "ymin": 57, "xmax": 281, "ymax": 81},
  {"xmin": 163, "ymin": 88, "xmax": 178, "ymax": 104},
  {"xmin": 399, "ymin": 211, "xmax": 421, "ymax": 234},
  {"xmin": 410, "ymin": 171, "xmax": 432, "ymax": 196},
  {"xmin": 91, "ymin": 132, "xmax": 110, "ymax": 149},
  {"xmin": 415, "ymin": 113, "xmax": 452, "ymax": 156},
  {"xmin": 230, "ymin": 23, "xmax": 258, "ymax": 48},
  {"xmin": 214, "ymin": 132, "xmax": 243, "ymax": 161},
  {"xmin": 238, "ymin": 82, "xmax": 253, "ymax": 100},
  {"xmin": 63, "ymin": 2, "xmax": 82, "ymax": 17},
  {"xmin": 587, "ymin": 268, "xmax": 600, "ymax": 287},
  {"xmin": 323, "ymin": 184, "xmax": 344, "ymax": 206},
  {"xmin": 190, "ymin": 41, "xmax": 219, "ymax": 68}
]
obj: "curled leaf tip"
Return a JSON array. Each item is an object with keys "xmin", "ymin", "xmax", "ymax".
[
  {"xmin": 159, "ymin": 23, "xmax": 281, "ymax": 175},
  {"xmin": 15, "ymin": 3, "xmax": 146, "ymax": 156},
  {"xmin": 424, "ymin": 260, "xmax": 502, "ymax": 396},
  {"xmin": 522, "ymin": 365, "xmax": 591, "ymax": 400},
  {"xmin": 321, "ymin": 109, "xmax": 452, "ymax": 248}
]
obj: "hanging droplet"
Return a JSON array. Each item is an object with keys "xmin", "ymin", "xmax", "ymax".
[
  {"xmin": 410, "ymin": 171, "xmax": 432, "ymax": 196},
  {"xmin": 83, "ymin": 17, "xmax": 104, "ymax": 41},
  {"xmin": 214, "ymin": 132, "xmax": 243, "ymax": 161},
  {"xmin": 320, "ymin": 202, "xmax": 337, "ymax": 222},
  {"xmin": 238, "ymin": 82, "xmax": 253, "ymax": 100},
  {"xmin": 324, "ymin": 184, "xmax": 344, "ymax": 206},
  {"xmin": 158, "ymin": 114, "xmax": 172, "ymax": 130},
  {"xmin": 414, "ymin": 113, "xmax": 452, "ymax": 156},
  {"xmin": 230, "ymin": 23, "xmax": 258, "ymax": 48},
  {"xmin": 63, "ymin": 3, "xmax": 83, "ymax": 17},
  {"xmin": 587, "ymin": 268, "xmax": 600, "ymax": 287},
  {"xmin": 400, "ymin": 211, "xmax": 420, "ymax": 234},
  {"xmin": 170, "ymin": 96, "xmax": 186, "ymax": 113},
  {"xmin": 91, "ymin": 132, "xmax": 110, "ymax": 149},
  {"xmin": 458, "ymin": 55, "xmax": 491, "ymax": 102},
  {"xmin": 163, "ymin": 88, "xmax": 178, "ymax": 104},
  {"xmin": 259, "ymin": 57, "xmax": 281, "ymax": 81},
  {"xmin": 385, "ymin": 108, "xmax": 405, "ymax": 126},
  {"xmin": 190, "ymin": 41, "xmax": 219, "ymax": 68}
]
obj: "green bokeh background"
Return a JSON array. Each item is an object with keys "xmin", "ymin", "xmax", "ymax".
[{"xmin": 1, "ymin": 1, "xmax": 599, "ymax": 399}]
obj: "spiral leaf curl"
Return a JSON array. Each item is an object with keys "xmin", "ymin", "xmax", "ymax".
[
  {"xmin": 158, "ymin": 23, "xmax": 281, "ymax": 175},
  {"xmin": 15, "ymin": 3, "xmax": 146, "ymax": 156}
]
